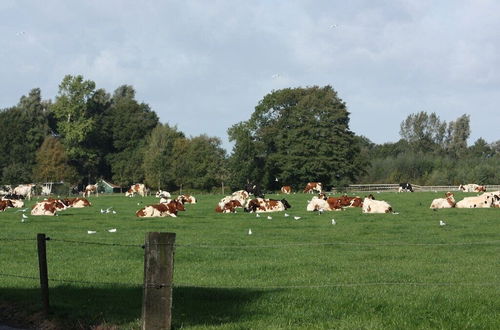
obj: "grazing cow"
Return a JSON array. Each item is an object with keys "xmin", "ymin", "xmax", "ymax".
[
  {"xmin": 430, "ymin": 192, "xmax": 456, "ymax": 209},
  {"xmin": 458, "ymin": 184, "xmax": 486, "ymax": 193},
  {"xmin": 31, "ymin": 200, "xmax": 67, "ymax": 216},
  {"xmin": 126, "ymin": 184, "xmax": 146, "ymax": 197},
  {"xmin": 63, "ymin": 198, "xmax": 92, "ymax": 208},
  {"xmin": 155, "ymin": 190, "xmax": 171, "ymax": 199},
  {"xmin": 215, "ymin": 200, "xmax": 243, "ymax": 213},
  {"xmin": 281, "ymin": 186, "xmax": 292, "ymax": 194},
  {"xmin": 362, "ymin": 195, "xmax": 393, "ymax": 213},
  {"xmin": 398, "ymin": 183, "xmax": 413, "ymax": 192},
  {"xmin": 456, "ymin": 194, "xmax": 494, "ymax": 208},
  {"xmin": 303, "ymin": 182, "xmax": 322, "ymax": 193},
  {"xmin": 245, "ymin": 183, "xmax": 264, "ymax": 198},
  {"xmin": 83, "ymin": 184, "xmax": 98, "ymax": 197},
  {"xmin": 1, "ymin": 198, "xmax": 24, "ymax": 208},
  {"xmin": 245, "ymin": 198, "xmax": 291, "ymax": 213},
  {"xmin": 0, "ymin": 200, "xmax": 14, "ymax": 211},
  {"xmin": 176, "ymin": 194, "xmax": 197, "ymax": 204},
  {"xmin": 13, "ymin": 184, "xmax": 34, "ymax": 200},
  {"xmin": 136, "ymin": 200, "xmax": 185, "ymax": 218}
]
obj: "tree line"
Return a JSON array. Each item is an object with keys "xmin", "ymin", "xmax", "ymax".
[{"xmin": 1, "ymin": 76, "xmax": 498, "ymax": 192}]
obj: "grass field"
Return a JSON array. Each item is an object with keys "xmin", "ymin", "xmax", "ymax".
[{"xmin": 1, "ymin": 191, "xmax": 499, "ymax": 329}]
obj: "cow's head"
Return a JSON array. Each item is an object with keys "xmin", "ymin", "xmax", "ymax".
[{"xmin": 281, "ymin": 199, "xmax": 291, "ymax": 209}]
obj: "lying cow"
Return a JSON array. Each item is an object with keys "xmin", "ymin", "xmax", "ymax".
[
  {"xmin": 458, "ymin": 184, "xmax": 486, "ymax": 193},
  {"xmin": 177, "ymin": 194, "xmax": 197, "ymax": 204},
  {"xmin": 304, "ymin": 182, "xmax": 322, "ymax": 193},
  {"xmin": 362, "ymin": 195, "xmax": 393, "ymax": 213},
  {"xmin": 155, "ymin": 190, "xmax": 171, "ymax": 199},
  {"xmin": 1, "ymin": 197, "xmax": 24, "ymax": 208},
  {"xmin": 31, "ymin": 199, "xmax": 68, "ymax": 216},
  {"xmin": 430, "ymin": 192, "xmax": 456, "ymax": 209},
  {"xmin": 245, "ymin": 198, "xmax": 291, "ymax": 213},
  {"xmin": 136, "ymin": 200, "xmax": 185, "ymax": 218},
  {"xmin": 215, "ymin": 200, "xmax": 243, "ymax": 213},
  {"xmin": 281, "ymin": 186, "xmax": 292, "ymax": 194},
  {"xmin": 126, "ymin": 183, "xmax": 147, "ymax": 197},
  {"xmin": 398, "ymin": 183, "xmax": 413, "ymax": 192},
  {"xmin": 63, "ymin": 198, "xmax": 92, "ymax": 208},
  {"xmin": 455, "ymin": 194, "xmax": 494, "ymax": 208},
  {"xmin": 0, "ymin": 200, "xmax": 14, "ymax": 211}
]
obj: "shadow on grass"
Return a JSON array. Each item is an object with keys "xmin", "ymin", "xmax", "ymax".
[{"xmin": 0, "ymin": 285, "xmax": 270, "ymax": 329}]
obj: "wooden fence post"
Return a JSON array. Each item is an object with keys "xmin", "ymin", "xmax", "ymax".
[
  {"xmin": 142, "ymin": 232, "xmax": 176, "ymax": 330},
  {"xmin": 37, "ymin": 233, "xmax": 50, "ymax": 315}
]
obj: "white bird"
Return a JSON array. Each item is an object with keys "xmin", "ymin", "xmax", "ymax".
[
  {"xmin": 112, "ymin": 210, "xmax": 117, "ymax": 214},
  {"xmin": 294, "ymin": 216, "xmax": 301, "ymax": 220},
  {"xmin": 275, "ymin": 177, "xmax": 279, "ymax": 182},
  {"xmin": 21, "ymin": 218, "xmax": 26, "ymax": 223},
  {"xmin": 15, "ymin": 208, "xmax": 28, "ymax": 213},
  {"xmin": 87, "ymin": 230, "xmax": 96, "ymax": 234},
  {"xmin": 248, "ymin": 229, "xmax": 252, "ymax": 235},
  {"xmin": 331, "ymin": 219, "xmax": 336, "ymax": 225},
  {"xmin": 22, "ymin": 214, "xmax": 28, "ymax": 219},
  {"xmin": 318, "ymin": 208, "xmax": 324, "ymax": 215},
  {"xmin": 100, "ymin": 209, "xmax": 105, "ymax": 214},
  {"xmin": 284, "ymin": 213, "xmax": 290, "ymax": 217},
  {"xmin": 267, "ymin": 216, "xmax": 272, "ymax": 220},
  {"xmin": 440, "ymin": 220, "xmax": 446, "ymax": 226},
  {"xmin": 137, "ymin": 202, "xmax": 140, "ymax": 205},
  {"xmin": 256, "ymin": 213, "xmax": 260, "ymax": 218},
  {"xmin": 108, "ymin": 228, "xmax": 117, "ymax": 233}
]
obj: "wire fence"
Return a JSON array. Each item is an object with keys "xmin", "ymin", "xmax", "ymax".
[
  {"xmin": 341, "ymin": 183, "xmax": 500, "ymax": 193},
  {"xmin": 1, "ymin": 235, "xmax": 500, "ymax": 291}
]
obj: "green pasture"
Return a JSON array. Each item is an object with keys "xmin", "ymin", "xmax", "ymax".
[{"xmin": 1, "ymin": 191, "xmax": 499, "ymax": 329}]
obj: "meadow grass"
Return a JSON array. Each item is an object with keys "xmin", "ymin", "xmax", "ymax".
[{"xmin": 0, "ymin": 191, "xmax": 499, "ymax": 329}]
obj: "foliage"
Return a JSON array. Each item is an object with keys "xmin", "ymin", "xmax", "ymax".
[
  {"xmin": 32, "ymin": 136, "xmax": 78, "ymax": 183},
  {"xmin": 228, "ymin": 86, "xmax": 366, "ymax": 191}
]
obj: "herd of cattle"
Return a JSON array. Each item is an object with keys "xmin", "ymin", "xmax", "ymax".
[{"xmin": 0, "ymin": 182, "xmax": 498, "ymax": 217}]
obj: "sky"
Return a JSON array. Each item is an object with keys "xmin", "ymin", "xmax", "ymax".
[{"xmin": 1, "ymin": 0, "xmax": 499, "ymax": 151}]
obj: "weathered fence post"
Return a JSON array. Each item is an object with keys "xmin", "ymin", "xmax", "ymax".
[
  {"xmin": 37, "ymin": 233, "xmax": 50, "ymax": 315},
  {"xmin": 142, "ymin": 232, "xmax": 176, "ymax": 330}
]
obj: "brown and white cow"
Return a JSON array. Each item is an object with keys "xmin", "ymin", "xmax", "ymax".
[
  {"xmin": 83, "ymin": 184, "xmax": 98, "ymax": 197},
  {"xmin": 245, "ymin": 198, "xmax": 291, "ymax": 213},
  {"xmin": 215, "ymin": 200, "xmax": 243, "ymax": 213},
  {"xmin": 126, "ymin": 184, "xmax": 146, "ymax": 197},
  {"xmin": 31, "ymin": 199, "xmax": 68, "ymax": 216},
  {"xmin": 176, "ymin": 194, "xmax": 197, "ymax": 204},
  {"xmin": 281, "ymin": 186, "xmax": 292, "ymax": 194},
  {"xmin": 362, "ymin": 195, "xmax": 393, "ymax": 213},
  {"xmin": 458, "ymin": 184, "xmax": 486, "ymax": 193},
  {"xmin": 0, "ymin": 200, "xmax": 14, "ymax": 211},
  {"xmin": 136, "ymin": 200, "xmax": 185, "ymax": 218},
  {"xmin": 303, "ymin": 182, "xmax": 322, "ymax": 194},
  {"xmin": 430, "ymin": 192, "xmax": 456, "ymax": 209},
  {"xmin": 1, "ymin": 197, "xmax": 24, "ymax": 208},
  {"xmin": 63, "ymin": 198, "xmax": 92, "ymax": 208}
]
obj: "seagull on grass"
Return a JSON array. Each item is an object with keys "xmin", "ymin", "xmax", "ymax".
[
  {"xmin": 87, "ymin": 230, "xmax": 96, "ymax": 234},
  {"xmin": 331, "ymin": 219, "xmax": 336, "ymax": 225},
  {"xmin": 108, "ymin": 228, "xmax": 117, "ymax": 233},
  {"xmin": 267, "ymin": 216, "xmax": 273, "ymax": 220},
  {"xmin": 256, "ymin": 213, "xmax": 260, "ymax": 218},
  {"xmin": 248, "ymin": 229, "xmax": 252, "ymax": 235},
  {"xmin": 284, "ymin": 213, "xmax": 290, "ymax": 217},
  {"xmin": 439, "ymin": 220, "xmax": 446, "ymax": 226},
  {"xmin": 294, "ymin": 216, "xmax": 301, "ymax": 220}
]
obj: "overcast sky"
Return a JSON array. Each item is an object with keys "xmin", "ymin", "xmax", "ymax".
[{"xmin": 2, "ymin": 0, "xmax": 499, "ymax": 151}]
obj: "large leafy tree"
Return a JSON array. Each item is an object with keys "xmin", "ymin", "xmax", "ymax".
[
  {"xmin": 399, "ymin": 111, "xmax": 447, "ymax": 152},
  {"xmin": 143, "ymin": 123, "xmax": 185, "ymax": 190},
  {"xmin": 32, "ymin": 136, "xmax": 78, "ymax": 183},
  {"xmin": 0, "ymin": 88, "xmax": 50, "ymax": 183},
  {"xmin": 228, "ymin": 86, "xmax": 365, "ymax": 190}
]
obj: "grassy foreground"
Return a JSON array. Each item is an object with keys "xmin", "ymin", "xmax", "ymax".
[{"xmin": 0, "ymin": 191, "xmax": 499, "ymax": 329}]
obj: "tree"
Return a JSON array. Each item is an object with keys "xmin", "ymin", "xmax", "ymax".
[
  {"xmin": 228, "ymin": 86, "xmax": 365, "ymax": 190},
  {"xmin": 33, "ymin": 136, "xmax": 78, "ymax": 183},
  {"xmin": 0, "ymin": 88, "xmax": 50, "ymax": 183},
  {"xmin": 399, "ymin": 111, "xmax": 447, "ymax": 152},
  {"xmin": 446, "ymin": 114, "xmax": 470, "ymax": 156},
  {"xmin": 142, "ymin": 123, "xmax": 185, "ymax": 190}
]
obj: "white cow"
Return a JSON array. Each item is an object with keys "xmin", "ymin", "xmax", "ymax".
[
  {"xmin": 155, "ymin": 190, "xmax": 171, "ymax": 199},
  {"xmin": 362, "ymin": 196, "xmax": 393, "ymax": 213},
  {"xmin": 13, "ymin": 184, "xmax": 34, "ymax": 200},
  {"xmin": 430, "ymin": 192, "xmax": 456, "ymax": 209},
  {"xmin": 455, "ymin": 194, "xmax": 494, "ymax": 208},
  {"xmin": 458, "ymin": 184, "xmax": 486, "ymax": 193}
]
